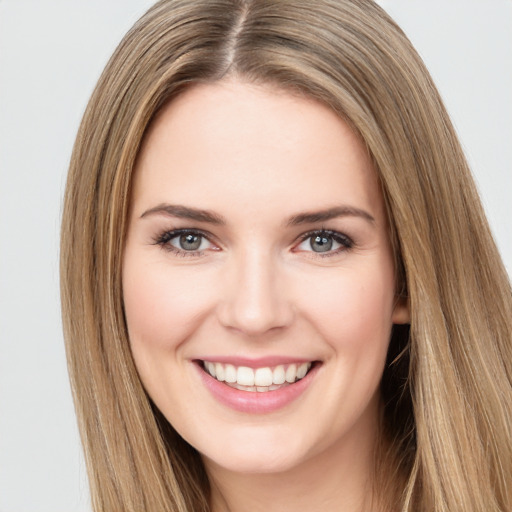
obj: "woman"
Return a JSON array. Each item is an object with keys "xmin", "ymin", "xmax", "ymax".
[{"xmin": 60, "ymin": 1, "xmax": 512, "ymax": 511}]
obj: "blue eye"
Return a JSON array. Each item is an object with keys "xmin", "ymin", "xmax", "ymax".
[{"xmin": 296, "ymin": 230, "xmax": 353, "ymax": 255}]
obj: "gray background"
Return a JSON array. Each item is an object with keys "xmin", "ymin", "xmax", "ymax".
[{"xmin": 0, "ymin": 1, "xmax": 510, "ymax": 511}]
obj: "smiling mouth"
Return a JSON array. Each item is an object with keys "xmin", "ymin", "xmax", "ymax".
[{"xmin": 200, "ymin": 360, "xmax": 315, "ymax": 392}]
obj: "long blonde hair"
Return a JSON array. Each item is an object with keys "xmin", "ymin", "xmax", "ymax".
[{"xmin": 60, "ymin": 1, "xmax": 512, "ymax": 510}]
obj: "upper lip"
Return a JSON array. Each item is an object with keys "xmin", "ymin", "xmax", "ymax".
[{"xmin": 194, "ymin": 356, "xmax": 317, "ymax": 368}]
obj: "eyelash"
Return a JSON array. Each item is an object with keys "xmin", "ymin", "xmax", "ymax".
[{"xmin": 153, "ymin": 228, "xmax": 354, "ymax": 258}]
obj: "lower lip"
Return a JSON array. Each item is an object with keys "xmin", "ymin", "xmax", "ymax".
[{"xmin": 194, "ymin": 362, "xmax": 319, "ymax": 414}]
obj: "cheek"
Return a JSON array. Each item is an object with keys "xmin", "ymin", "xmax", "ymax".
[
  {"xmin": 296, "ymin": 262, "xmax": 396, "ymax": 353},
  {"xmin": 121, "ymin": 254, "xmax": 219, "ymax": 413},
  {"xmin": 122, "ymin": 256, "xmax": 213, "ymax": 352}
]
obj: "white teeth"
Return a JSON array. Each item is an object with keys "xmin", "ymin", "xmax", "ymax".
[
  {"xmin": 203, "ymin": 361, "xmax": 314, "ymax": 389},
  {"xmin": 233, "ymin": 383, "xmax": 257, "ymax": 392},
  {"xmin": 273, "ymin": 365, "xmax": 286, "ymax": 385},
  {"xmin": 215, "ymin": 362, "xmax": 225, "ymax": 382},
  {"xmin": 285, "ymin": 364, "xmax": 297, "ymax": 383},
  {"xmin": 254, "ymin": 367, "xmax": 273, "ymax": 387},
  {"xmin": 296, "ymin": 362, "xmax": 309, "ymax": 379},
  {"xmin": 237, "ymin": 366, "xmax": 255, "ymax": 386},
  {"xmin": 225, "ymin": 364, "xmax": 237, "ymax": 383},
  {"xmin": 206, "ymin": 361, "xmax": 215, "ymax": 377}
]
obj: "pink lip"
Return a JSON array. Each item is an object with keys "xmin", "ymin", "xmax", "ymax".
[{"xmin": 194, "ymin": 361, "xmax": 319, "ymax": 414}]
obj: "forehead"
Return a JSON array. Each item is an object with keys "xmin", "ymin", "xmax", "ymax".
[{"xmin": 132, "ymin": 80, "xmax": 383, "ymax": 222}]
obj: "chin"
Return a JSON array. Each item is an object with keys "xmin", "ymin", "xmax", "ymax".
[
  {"xmin": 204, "ymin": 449, "xmax": 306, "ymax": 476},
  {"xmin": 197, "ymin": 425, "xmax": 316, "ymax": 476}
]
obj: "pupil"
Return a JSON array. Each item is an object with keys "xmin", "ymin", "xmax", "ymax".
[
  {"xmin": 311, "ymin": 235, "xmax": 333, "ymax": 252},
  {"xmin": 180, "ymin": 233, "xmax": 201, "ymax": 250}
]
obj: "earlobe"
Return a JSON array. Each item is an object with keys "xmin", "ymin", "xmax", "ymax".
[{"xmin": 392, "ymin": 296, "xmax": 410, "ymax": 324}]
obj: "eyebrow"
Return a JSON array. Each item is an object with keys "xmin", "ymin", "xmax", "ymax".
[
  {"xmin": 286, "ymin": 206, "xmax": 375, "ymax": 226},
  {"xmin": 140, "ymin": 204, "xmax": 226, "ymax": 225},
  {"xmin": 140, "ymin": 203, "xmax": 375, "ymax": 226}
]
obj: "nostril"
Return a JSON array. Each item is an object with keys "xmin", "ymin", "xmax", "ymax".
[{"xmin": 217, "ymin": 291, "xmax": 294, "ymax": 336}]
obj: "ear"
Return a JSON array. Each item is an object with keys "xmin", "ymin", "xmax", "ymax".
[{"xmin": 392, "ymin": 296, "xmax": 410, "ymax": 324}]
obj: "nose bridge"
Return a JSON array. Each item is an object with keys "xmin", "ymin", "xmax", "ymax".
[{"xmin": 218, "ymin": 244, "xmax": 292, "ymax": 335}]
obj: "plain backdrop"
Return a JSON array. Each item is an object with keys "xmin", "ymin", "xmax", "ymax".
[{"xmin": 0, "ymin": 1, "xmax": 510, "ymax": 511}]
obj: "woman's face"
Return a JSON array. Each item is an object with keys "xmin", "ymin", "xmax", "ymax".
[{"xmin": 123, "ymin": 80, "xmax": 409, "ymax": 476}]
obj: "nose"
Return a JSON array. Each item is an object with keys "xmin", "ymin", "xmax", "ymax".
[{"xmin": 217, "ymin": 249, "xmax": 294, "ymax": 337}]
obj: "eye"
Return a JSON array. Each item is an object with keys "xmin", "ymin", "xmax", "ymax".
[
  {"xmin": 295, "ymin": 230, "xmax": 353, "ymax": 256},
  {"xmin": 174, "ymin": 232, "xmax": 208, "ymax": 251},
  {"xmin": 154, "ymin": 229, "xmax": 217, "ymax": 255}
]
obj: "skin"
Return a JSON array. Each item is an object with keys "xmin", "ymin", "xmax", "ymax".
[{"xmin": 122, "ymin": 79, "xmax": 409, "ymax": 512}]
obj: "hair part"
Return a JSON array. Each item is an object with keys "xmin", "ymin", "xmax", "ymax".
[{"xmin": 61, "ymin": 1, "xmax": 512, "ymax": 510}]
